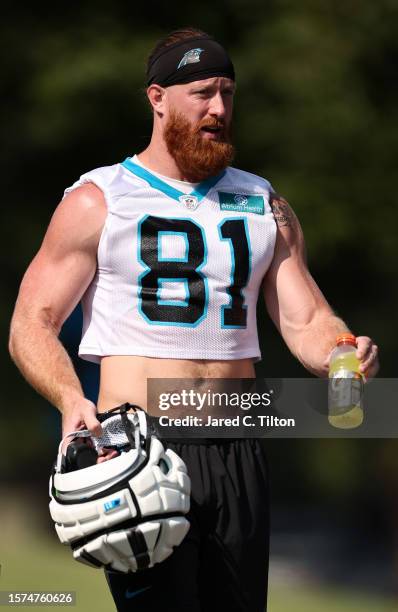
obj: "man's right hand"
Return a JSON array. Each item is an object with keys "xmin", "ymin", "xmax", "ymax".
[
  {"xmin": 62, "ymin": 396, "xmax": 103, "ymax": 441},
  {"xmin": 62, "ymin": 397, "xmax": 118, "ymax": 463}
]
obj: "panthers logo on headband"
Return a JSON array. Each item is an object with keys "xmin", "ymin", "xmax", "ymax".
[{"xmin": 177, "ymin": 48, "xmax": 204, "ymax": 70}]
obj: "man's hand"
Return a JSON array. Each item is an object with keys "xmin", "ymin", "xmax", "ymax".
[
  {"xmin": 61, "ymin": 397, "xmax": 119, "ymax": 462},
  {"xmin": 61, "ymin": 396, "xmax": 102, "ymax": 439},
  {"xmin": 323, "ymin": 336, "xmax": 379, "ymax": 380},
  {"xmin": 356, "ymin": 336, "xmax": 379, "ymax": 379},
  {"xmin": 61, "ymin": 396, "xmax": 101, "ymax": 457}
]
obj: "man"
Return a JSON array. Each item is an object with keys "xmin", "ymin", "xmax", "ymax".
[{"xmin": 9, "ymin": 27, "xmax": 378, "ymax": 611}]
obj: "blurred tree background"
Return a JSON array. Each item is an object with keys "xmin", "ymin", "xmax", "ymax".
[{"xmin": 2, "ymin": 0, "xmax": 398, "ymax": 608}]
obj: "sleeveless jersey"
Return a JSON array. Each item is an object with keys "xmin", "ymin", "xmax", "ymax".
[{"xmin": 64, "ymin": 157, "xmax": 277, "ymax": 363}]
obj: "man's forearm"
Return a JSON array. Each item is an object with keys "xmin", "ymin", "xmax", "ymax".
[
  {"xmin": 9, "ymin": 316, "xmax": 84, "ymax": 414},
  {"xmin": 294, "ymin": 314, "xmax": 350, "ymax": 377}
]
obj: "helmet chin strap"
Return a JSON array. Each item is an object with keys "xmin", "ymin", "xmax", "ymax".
[{"xmin": 119, "ymin": 404, "xmax": 138, "ymax": 450}]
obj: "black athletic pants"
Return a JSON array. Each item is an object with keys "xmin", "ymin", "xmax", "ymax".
[{"xmin": 105, "ymin": 438, "xmax": 270, "ymax": 611}]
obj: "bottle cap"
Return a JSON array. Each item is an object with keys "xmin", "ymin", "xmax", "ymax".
[{"xmin": 336, "ymin": 333, "xmax": 356, "ymax": 346}]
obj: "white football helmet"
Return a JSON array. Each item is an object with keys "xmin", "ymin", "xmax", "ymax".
[{"xmin": 49, "ymin": 404, "xmax": 190, "ymax": 573}]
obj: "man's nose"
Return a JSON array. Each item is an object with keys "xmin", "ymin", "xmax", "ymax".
[{"xmin": 208, "ymin": 92, "xmax": 227, "ymax": 119}]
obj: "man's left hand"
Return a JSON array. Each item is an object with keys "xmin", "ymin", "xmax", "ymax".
[{"xmin": 356, "ymin": 336, "xmax": 379, "ymax": 379}]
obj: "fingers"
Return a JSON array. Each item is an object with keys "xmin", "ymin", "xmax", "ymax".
[
  {"xmin": 97, "ymin": 448, "xmax": 119, "ymax": 464},
  {"xmin": 323, "ymin": 349, "xmax": 334, "ymax": 372},
  {"xmin": 356, "ymin": 336, "xmax": 379, "ymax": 379},
  {"xmin": 62, "ymin": 398, "xmax": 103, "ymax": 440},
  {"xmin": 83, "ymin": 400, "xmax": 103, "ymax": 437}
]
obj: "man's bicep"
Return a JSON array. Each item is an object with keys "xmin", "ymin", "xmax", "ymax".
[
  {"xmin": 16, "ymin": 247, "xmax": 95, "ymax": 331},
  {"xmin": 13, "ymin": 184, "xmax": 106, "ymax": 331},
  {"xmin": 264, "ymin": 193, "xmax": 334, "ymax": 336}
]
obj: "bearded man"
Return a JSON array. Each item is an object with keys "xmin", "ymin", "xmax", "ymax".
[{"xmin": 9, "ymin": 27, "xmax": 379, "ymax": 612}]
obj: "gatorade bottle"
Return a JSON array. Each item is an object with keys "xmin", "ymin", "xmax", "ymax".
[{"xmin": 328, "ymin": 333, "xmax": 364, "ymax": 429}]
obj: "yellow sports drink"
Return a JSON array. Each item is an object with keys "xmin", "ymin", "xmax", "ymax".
[{"xmin": 328, "ymin": 333, "xmax": 364, "ymax": 429}]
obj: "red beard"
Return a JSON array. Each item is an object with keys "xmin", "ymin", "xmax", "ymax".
[{"xmin": 164, "ymin": 110, "xmax": 235, "ymax": 182}]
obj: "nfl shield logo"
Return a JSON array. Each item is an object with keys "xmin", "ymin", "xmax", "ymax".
[{"xmin": 179, "ymin": 195, "xmax": 199, "ymax": 210}]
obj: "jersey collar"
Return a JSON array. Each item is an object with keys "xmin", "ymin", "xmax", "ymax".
[{"xmin": 121, "ymin": 157, "xmax": 225, "ymax": 203}]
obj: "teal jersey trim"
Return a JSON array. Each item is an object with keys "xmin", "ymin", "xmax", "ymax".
[{"xmin": 121, "ymin": 157, "xmax": 225, "ymax": 203}]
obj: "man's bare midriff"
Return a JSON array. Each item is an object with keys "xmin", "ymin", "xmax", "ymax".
[{"xmin": 97, "ymin": 355, "xmax": 255, "ymax": 412}]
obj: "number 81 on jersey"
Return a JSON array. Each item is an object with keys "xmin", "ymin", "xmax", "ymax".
[{"xmin": 137, "ymin": 215, "xmax": 250, "ymax": 328}]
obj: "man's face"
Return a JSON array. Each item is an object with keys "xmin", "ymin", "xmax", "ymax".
[
  {"xmin": 161, "ymin": 77, "xmax": 236, "ymax": 182},
  {"xmin": 165, "ymin": 76, "xmax": 235, "ymax": 140}
]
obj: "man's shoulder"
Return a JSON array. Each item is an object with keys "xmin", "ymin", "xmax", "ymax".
[
  {"xmin": 223, "ymin": 166, "xmax": 274, "ymax": 194},
  {"xmin": 69, "ymin": 161, "xmax": 123, "ymax": 188},
  {"xmin": 63, "ymin": 159, "xmax": 137, "ymax": 203}
]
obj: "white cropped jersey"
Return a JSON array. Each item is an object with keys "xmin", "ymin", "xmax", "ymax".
[{"xmin": 64, "ymin": 157, "xmax": 277, "ymax": 363}]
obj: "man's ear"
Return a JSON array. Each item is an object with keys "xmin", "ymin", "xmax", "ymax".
[{"xmin": 147, "ymin": 84, "xmax": 166, "ymax": 116}]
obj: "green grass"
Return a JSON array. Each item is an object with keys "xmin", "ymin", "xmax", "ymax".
[
  {"xmin": 3, "ymin": 537, "xmax": 397, "ymax": 612},
  {"xmin": 1, "ymin": 499, "xmax": 397, "ymax": 611},
  {"xmin": 269, "ymin": 583, "xmax": 398, "ymax": 612},
  {"xmin": 1, "ymin": 533, "xmax": 114, "ymax": 611}
]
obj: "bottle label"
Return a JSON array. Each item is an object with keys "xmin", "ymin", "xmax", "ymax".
[{"xmin": 328, "ymin": 369, "xmax": 363, "ymax": 415}]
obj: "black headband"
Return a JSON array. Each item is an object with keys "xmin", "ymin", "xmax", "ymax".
[{"xmin": 146, "ymin": 36, "xmax": 235, "ymax": 87}]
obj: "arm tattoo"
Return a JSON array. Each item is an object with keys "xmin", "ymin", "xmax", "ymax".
[{"xmin": 270, "ymin": 194, "xmax": 295, "ymax": 227}]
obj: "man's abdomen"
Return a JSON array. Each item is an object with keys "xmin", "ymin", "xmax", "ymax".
[{"xmin": 97, "ymin": 355, "xmax": 255, "ymax": 412}]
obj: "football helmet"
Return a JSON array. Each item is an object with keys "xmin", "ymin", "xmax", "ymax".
[{"xmin": 49, "ymin": 404, "xmax": 190, "ymax": 573}]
